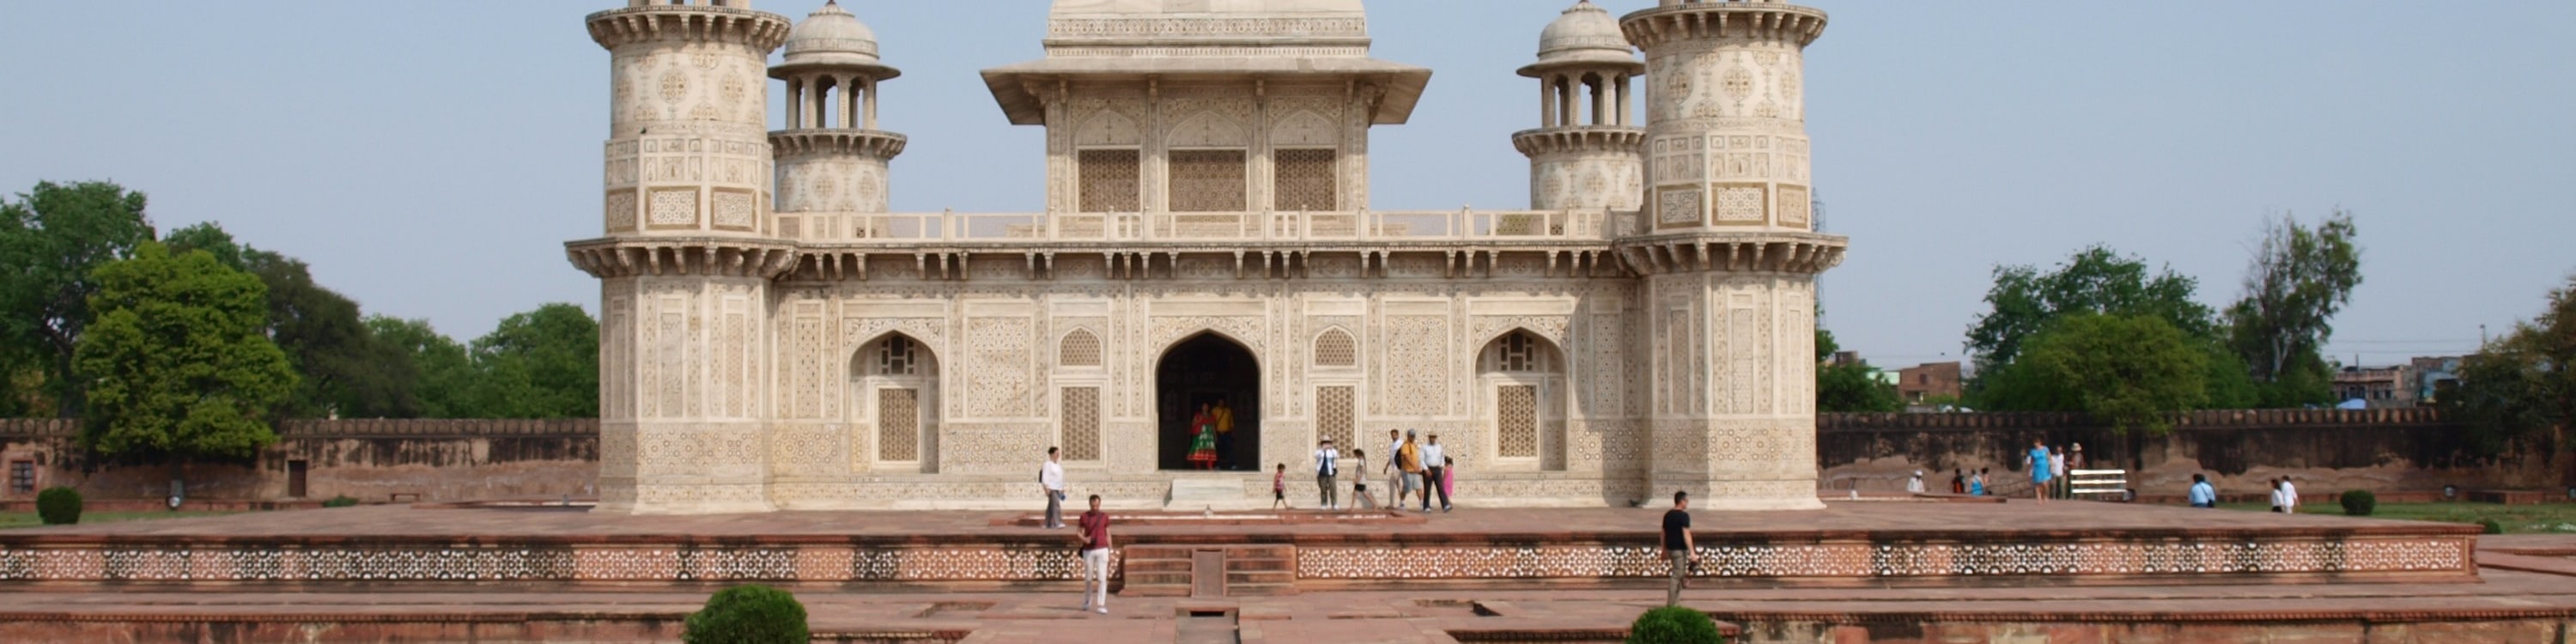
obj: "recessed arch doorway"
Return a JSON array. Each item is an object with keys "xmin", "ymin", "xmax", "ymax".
[{"xmin": 1156, "ymin": 332, "xmax": 1261, "ymax": 471}]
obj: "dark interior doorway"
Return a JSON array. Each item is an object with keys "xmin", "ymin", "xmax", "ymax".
[
  {"xmin": 286, "ymin": 459, "xmax": 308, "ymax": 499},
  {"xmin": 1157, "ymin": 333, "xmax": 1260, "ymax": 471}
]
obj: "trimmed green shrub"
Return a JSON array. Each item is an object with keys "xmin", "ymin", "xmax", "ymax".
[
  {"xmin": 2339, "ymin": 489, "xmax": 2375, "ymax": 517},
  {"xmin": 322, "ymin": 495, "xmax": 360, "ymax": 507},
  {"xmin": 2481, "ymin": 519, "xmax": 2506, "ymax": 535},
  {"xmin": 35, "ymin": 487, "xmax": 81, "ymax": 526},
  {"xmin": 683, "ymin": 585, "xmax": 807, "ymax": 644},
  {"xmin": 1626, "ymin": 605, "xmax": 1726, "ymax": 644}
]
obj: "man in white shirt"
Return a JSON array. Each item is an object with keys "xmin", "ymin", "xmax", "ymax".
[
  {"xmin": 1905, "ymin": 470, "xmax": 1925, "ymax": 495},
  {"xmin": 2279, "ymin": 476, "xmax": 2299, "ymax": 513},
  {"xmin": 2047, "ymin": 448, "xmax": 2067, "ymax": 499},
  {"xmin": 1422, "ymin": 434, "xmax": 1451, "ymax": 513},
  {"xmin": 1041, "ymin": 447, "xmax": 1067, "ymax": 529},
  {"xmin": 1313, "ymin": 439, "xmax": 1340, "ymax": 510}
]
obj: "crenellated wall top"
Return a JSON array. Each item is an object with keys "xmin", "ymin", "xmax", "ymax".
[{"xmin": 1817, "ymin": 409, "xmax": 2453, "ymax": 433}]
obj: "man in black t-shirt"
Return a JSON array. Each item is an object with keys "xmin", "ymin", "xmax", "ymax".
[{"xmin": 1662, "ymin": 490, "xmax": 1693, "ymax": 606}]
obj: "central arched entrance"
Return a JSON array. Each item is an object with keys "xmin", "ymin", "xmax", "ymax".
[{"xmin": 1157, "ymin": 333, "xmax": 1260, "ymax": 471}]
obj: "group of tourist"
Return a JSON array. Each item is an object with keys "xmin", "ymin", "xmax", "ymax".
[
  {"xmin": 1927, "ymin": 440, "xmax": 2087, "ymax": 501},
  {"xmin": 2184, "ymin": 472, "xmax": 2299, "ymax": 512},
  {"xmin": 1301, "ymin": 428, "xmax": 1457, "ymax": 513},
  {"xmin": 1183, "ymin": 401, "xmax": 1239, "ymax": 470}
]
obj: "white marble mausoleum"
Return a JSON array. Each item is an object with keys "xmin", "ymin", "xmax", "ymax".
[{"xmin": 568, "ymin": 0, "xmax": 1845, "ymax": 514}]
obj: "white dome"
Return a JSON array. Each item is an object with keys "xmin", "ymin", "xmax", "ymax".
[
  {"xmin": 781, "ymin": 1, "xmax": 880, "ymax": 66},
  {"xmin": 1533, "ymin": 1, "xmax": 1636, "ymax": 69}
]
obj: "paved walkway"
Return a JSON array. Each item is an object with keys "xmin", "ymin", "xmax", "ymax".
[{"xmin": 9, "ymin": 562, "xmax": 2576, "ymax": 643}]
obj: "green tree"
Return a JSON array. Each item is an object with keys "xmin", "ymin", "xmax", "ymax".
[
  {"xmin": 2441, "ymin": 276, "xmax": 2574, "ymax": 455},
  {"xmin": 1814, "ymin": 328, "xmax": 1902, "ymax": 412},
  {"xmin": 2226, "ymin": 210, "xmax": 2362, "ymax": 407},
  {"xmin": 167, "ymin": 222, "xmax": 421, "ymax": 418},
  {"xmin": 1966, "ymin": 246, "xmax": 2215, "ymax": 373},
  {"xmin": 1983, "ymin": 313, "xmax": 2208, "ymax": 434},
  {"xmin": 0, "ymin": 181, "xmax": 155, "ymax": 416},
  {"xmin": 74, "ymin": 242, "xmax": 297, "ymax": 463},
  {"xmin": 466, "ymin": 303, "xmax": 598, "ymax": 418},
  {"xmin": 368, "ymin": 316, "xmax": 476, "ymax": 417}
]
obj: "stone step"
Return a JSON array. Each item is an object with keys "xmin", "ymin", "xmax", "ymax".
[{"xmin": 1164, "ymin": 477, "xmax": 1249, "ymax": 510}]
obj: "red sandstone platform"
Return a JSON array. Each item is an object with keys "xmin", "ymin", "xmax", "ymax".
[{"xmin": 0, "ymin": 501, "xmax": 2481, "ymax": 593}]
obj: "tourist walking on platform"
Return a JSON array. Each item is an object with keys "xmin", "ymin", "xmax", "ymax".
[
  {"xmin": 1970, "ymin": 468, "xmax": 1987, "ymax": 495},
  {"xmin": 1041, "ymin": 447, "xmax": 1067, "ymax": 529},
  {"xmin": 1384, "ymin": 429, "xmax": 1409, "ymax": 508},
  {"xmin": 1272, "ymin": 464, "xmax": 1289, "ymax": 509},
  {"xmin": 2048, "ymin": 445, "xmax": 2069, "ymax": 499},
  {"xmin": 2188, "ymin": 474, "xmax": 2216, "ymax": 508},
  {"xmin": 1349, "ymin": 449, "xmax": 1378, "ymax": 509},
  {"xmin": 1423, "ymin": 433, "xmax": 1452, "ymax": 513},
  {"xmin": 1906, "ymin": 470, "xmax": 1926, "ymax": 495},
  {"xmin": 2024, "ymin": 440, "xmax": 2051, "ymax": 504},
  {"xmin": 1397, "ymin": 430, "xmax": 1426, "ymax": 513},
  {"xmin": 2269, "ymin": 477, "xmax": 2288, "ymax": 513},
  {"xmin": 2279, "ymin": 476, "xmax": 2300, "ymax": 513},
  {"xmin": 1950, "ymin": 469, "xmax": 1965, "ymax": 495},
  {"xmin": 1314, "ymin": 438, "xmax": 1340, "ymax": 510},
  {"xmin": 1663, "ymin": 490, "xmax": 1695, "ymax": 606},
  {"xmin": 1077, "ymin": 495, "xmax": 1112, "ymax": 614}
]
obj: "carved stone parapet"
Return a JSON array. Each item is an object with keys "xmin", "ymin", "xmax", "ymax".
[
  {"xmin": 1512, "ymin": 126, "xmax": 1647, "ymax": 157},
  {"xmin": 566, "ymin": 238, "xmax": 799, "ymax": 280},
  {"xmin": 769, "ymin": 130, "xmax": 908, "ymax": 160},
  {"xmin": 1613, "ymin": 232, "xmax": 1844, "ymax": 276},
  {"xmin": 586, "ymin": 6, "xmax": 791, "ymax": 52},
  {"xmin": 1618, "ymin": 3, "xmax": 1828, "ymax": 50}
]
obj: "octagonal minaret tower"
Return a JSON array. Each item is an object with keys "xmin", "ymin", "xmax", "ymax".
[
  {"xmin": 770, "ymin": 1, "xmax": 906, "ymax": 240},
  {"xmin": 575, "ymin": 0, "xmax": 797, "ymax": 515},
  {"xmin": 1516, "ymin": 1, "xmax": 1645, "ymax": 211},
  {"xmin": 1619, "ymin": 0, "xmax": 1841, "ymax": 511}
]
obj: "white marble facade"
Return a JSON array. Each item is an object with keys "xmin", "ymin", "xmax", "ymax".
[{"xmin": 569, "ymin": 0, "xmax": 1845, "ymax": 514}]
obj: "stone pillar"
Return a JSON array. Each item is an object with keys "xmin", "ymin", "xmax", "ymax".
[{"xmin": 1619, "ymin": 0, "xmax": 1835, "ymax": 511}]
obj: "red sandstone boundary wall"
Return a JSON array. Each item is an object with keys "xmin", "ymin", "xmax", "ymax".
[
  {"xmin": 7, "ymin": 413, "xmax": 2567, "ymax": 507},
  {"xmin": 0, "ymin": 419, "xmax": 595, "ymax": 507},
  {"xmin": 1819, "ymin": 410, "xmax": 2574, "ymax": 500}
]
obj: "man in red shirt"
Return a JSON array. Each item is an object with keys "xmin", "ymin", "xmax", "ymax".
[{"xmin": 1078, "ymin": 495, "xmax": 1112, "ymax": 614}]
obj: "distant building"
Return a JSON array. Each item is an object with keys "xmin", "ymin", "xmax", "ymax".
[
  {"xmin": 2409, "ymin": 355, "xmax": 2463, "ymax": 404},
  {"xmin": 2334, "ymin": 364, "xmax": 2419, "ymax": 409},
  {"xmin": 1896, "ymin": 361, "xmax": 1963, "ymax": 404}
]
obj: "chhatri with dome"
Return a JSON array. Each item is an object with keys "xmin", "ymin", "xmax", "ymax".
[{"xmin": 571, "ymin": 0, "xmax": 1842, "ymax": 514}]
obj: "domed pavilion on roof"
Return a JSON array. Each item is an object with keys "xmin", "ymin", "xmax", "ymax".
[{"xmin": 571, "ymin": 0, "xmax": 1844, "ymax": 514}]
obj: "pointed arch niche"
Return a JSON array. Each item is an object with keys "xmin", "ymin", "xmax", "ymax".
[
  {"xmin": 854, "ymin": 333, "xmax": 940, "ymax": 473},
  {"xmin": 1477, "ymin": 330, "xmax": 1567, "ymax": 471}
]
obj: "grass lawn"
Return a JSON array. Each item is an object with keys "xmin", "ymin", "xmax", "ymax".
[
  {"xmin": 0, "ymin": 510, "xmax": 245, "ymax": 530},
  {"xmin": 2217, "ymin": 501, "xmax": 2576, "ymax": 534}
]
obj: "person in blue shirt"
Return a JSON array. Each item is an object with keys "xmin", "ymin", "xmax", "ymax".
[
  {"xmin": 2024, "ymin": 439, "xmax": 2052, "ymax": 505},
  {"xmin": 2188, "ymin": 473, "xmax": 2217, "ymax": 508},
  {"xmin": 1969, "ymin": 468, "xmax": 1986, "ymax": 495}
]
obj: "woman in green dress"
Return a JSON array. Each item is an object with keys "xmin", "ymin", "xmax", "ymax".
[{"xmin": 1187, "ymin": 404, "xmax": 1218, "ymax": 469}]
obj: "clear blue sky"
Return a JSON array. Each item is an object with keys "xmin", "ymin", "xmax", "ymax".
[{"xmin": 3, "ymin": 2, "xmax": 2570, "ymax": 368}]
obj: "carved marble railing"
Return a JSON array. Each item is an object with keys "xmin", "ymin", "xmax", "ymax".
[{"xmin": 777, "ymin": 209, "xmax": 1636, "ymax": 245}]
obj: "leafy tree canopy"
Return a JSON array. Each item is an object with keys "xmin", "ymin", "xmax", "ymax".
[
  {"xmin": 74, "ymin": 242, "xmax": 296, "ymax": 461},
  {"xmin": 466, "ymin": 303, "xmax": 598, "ymax": 419},
  {"xmin": 2442, "ymin": 276, "xmax": 2575, "ymax": 455},
  {"xmin": 1966, "ymin": 245, "xmax": 2215, "ymax": 374},
  {"xmin": 368, "ymin": 315, "xmax": 476, "ymax": 418},
  {"xmin": 166, "ymin": 222, "xmax": 419, "ymax": 418},
  {"xmin": 2226, "ymin": 210, "xmax": 2361, "ymax": 407},
  {"xmin": 1980, "ymin": 313, "xmax": 2210, "ymax": 434},
  {"xmin": 0, "ymin": 181, "xmax": 155, "ymax": 416}
]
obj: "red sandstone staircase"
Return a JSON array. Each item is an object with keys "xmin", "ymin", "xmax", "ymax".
[{"xmin": 1121, "ymin": 544, "xmax": 1296, "ymax": 597}]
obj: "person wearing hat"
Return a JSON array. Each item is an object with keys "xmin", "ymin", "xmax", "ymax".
[
  {"xmin": 1312, "ymin": 438, "xmax": 1341, "ymax": 510},
  {"xmin": 1905, "ymin": 470, "xmax": 1925, "ymax": 495}
]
